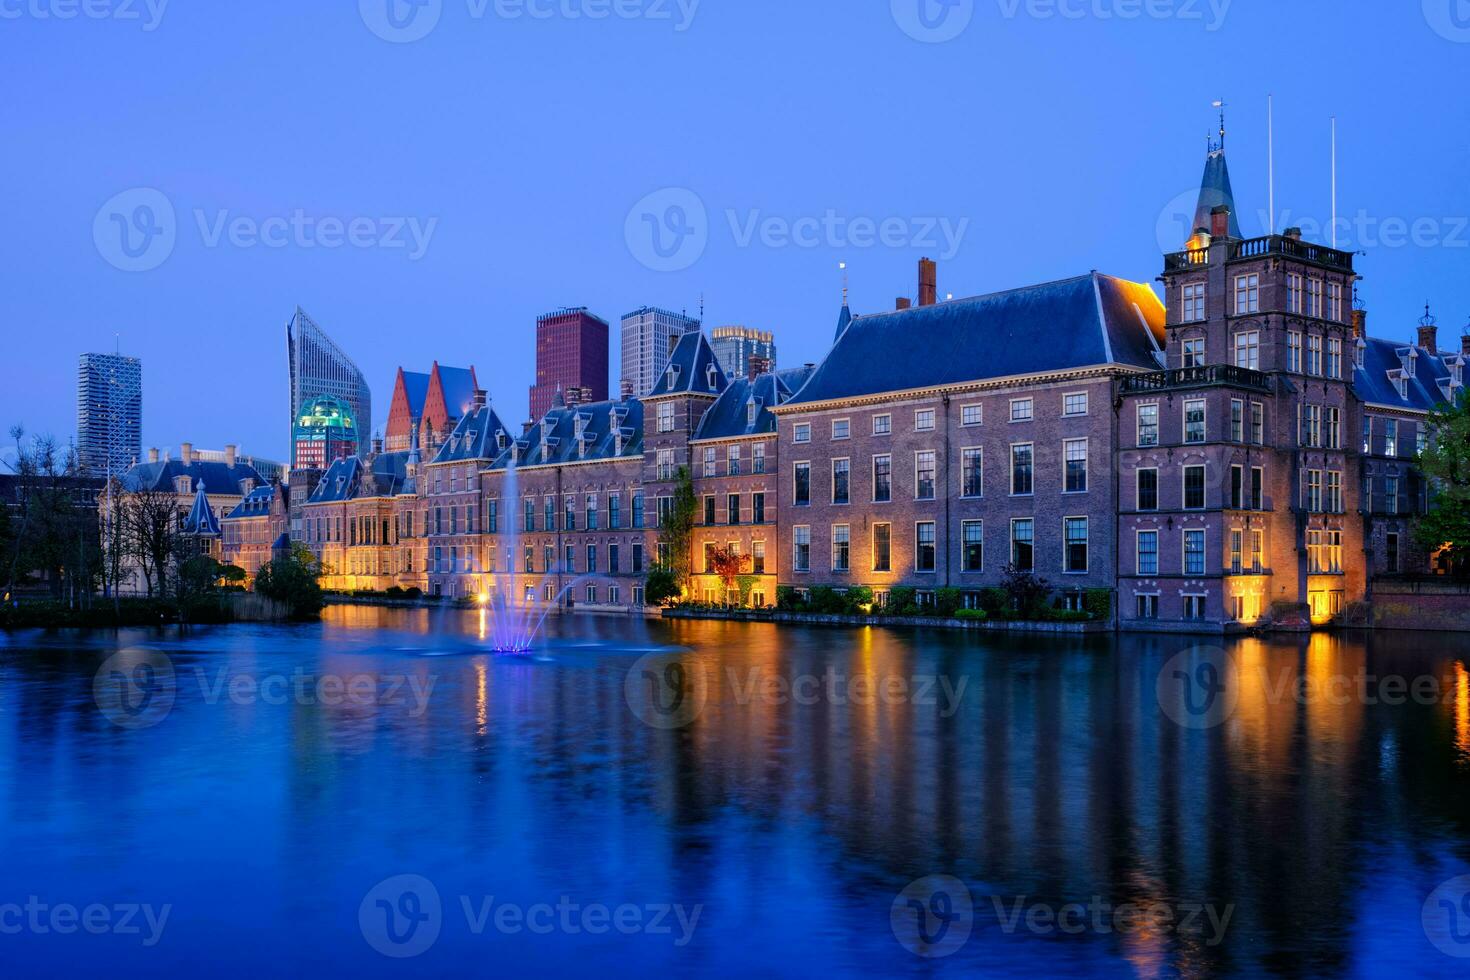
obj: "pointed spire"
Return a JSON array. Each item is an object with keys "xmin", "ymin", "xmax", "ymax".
[
  {"xmin": 835, "ymin": 261, "xmax": 853, "ymax": 341},
  {"xmin": 1192, "ymin": 112, "xmax": 1243, "ymax": 241}
]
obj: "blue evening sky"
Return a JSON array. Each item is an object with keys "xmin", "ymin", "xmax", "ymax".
[{"xmin": 3, "ymin": 0, "xmax": 1468, "ymax": 462}]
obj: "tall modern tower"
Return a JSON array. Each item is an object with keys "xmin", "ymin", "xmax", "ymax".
[
  {"xmin": 529, "ymin": 308, "xmax": 609, "ymax": 420},
  {"xmin": 286, "ymin": 308, "xmax": 371, "ymax": 470},
  {"xmin": 76, "ymin": 352, "xmax": 142, "ymax": 475},
  {"xmin": 620, "ymin": 306, "xmax": 701, "ymax": 397},
  {"xmin": 710, "ymin": 326, "xmax": 777, "ymax": 379}
]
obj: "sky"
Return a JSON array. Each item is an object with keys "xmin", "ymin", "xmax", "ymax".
[{"xmin": 3, "ymin": 0, "xmax": 1469, "ymax": 464}]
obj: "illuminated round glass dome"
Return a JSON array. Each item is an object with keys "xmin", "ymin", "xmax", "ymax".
[{"xmin": 295, "ymin": 395, "xmax": 357, "ymax": 437}]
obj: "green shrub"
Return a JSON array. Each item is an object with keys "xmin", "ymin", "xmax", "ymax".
[
  {"xmin": 1084, "ymin": 589, "xmax": 1112, "ymax": 621},
  {"xmin": 955, "ymin": 608, "xmax": 987, "ymax": 621},
  {"xmin": 887, "ymin": 587, "xmax": 919, "ymax": 616},
  {"xmin": 776, "ymin": 586, "xmax": 808, "ymax": 612},
  {"xmin": 645, "ymin": 567, "xmax": 680, "ymax": 606},
  {"xmin": 979, "ymin": 588, "xmax": 1008, "ymax": 618},
  {"xmin": 934, "ymin": 587, "xmax": 963, "ymax": 618},
  {"xmin": 844, "ymin": 586, "xmax": 874, "ymax": 615},
  {"xmin": 808, "ymin": 587, "xmax": 846, "ymax": 614}
]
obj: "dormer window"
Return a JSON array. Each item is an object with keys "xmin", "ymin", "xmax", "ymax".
[
  {"xmin": 613, "ymin": 431, "xmax": 623, "ymax": 455},
  {"xmin": 175, "ymin": 476, "xmax": 192, "ymax": 495},
  {"xmin": 706, "ymin": 363, "xmax": 718, "ymax": 390},
  {"xmin": 1354, "ymin": 338, "xmax": 1367, "ymax": 370},
  {"xmin": 667, "ymin": 364, "xmax": 681, "ymax": 388},
  {"xmin": 747, "ymin": 401, "xmax": 758, "ymax": 427}
]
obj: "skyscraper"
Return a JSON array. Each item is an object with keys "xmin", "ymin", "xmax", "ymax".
[
  {"xmin": 620, "ymin": 306, "xmax": 701, "ymax": 397},
  {"xmin": 530, "ymin": 308, "xmax": 609, "ymax": 420},
  {"xmin": 286, "ymin": 308, "xmax": 372, "ymax": 469},
  {"xmin": 710, "ymin": 326, "xmax": 777, "ymax": 379},
  {"xmin": 76, "ymin": 352, "xmax": 142, "ymax": 475}
]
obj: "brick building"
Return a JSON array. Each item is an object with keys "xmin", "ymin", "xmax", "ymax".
[{"xmin": 529, "ymin": 308, "xmax": 609, "ymax": 421}]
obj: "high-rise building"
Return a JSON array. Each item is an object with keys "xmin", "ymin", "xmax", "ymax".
[
  {"xmin": 292, "ymin": 395, "xmax": 360, "ymax": 470},
  {"xmin": 286, "ymin": 308, "xmax": 371, "ymax": 470},
  {"xmin": 76, "ymin": 352, "xmax": 142, "ymax": 475},
  {"xmin": 711, "ymin": 326, "xmax": 777, "ymax": 379},
  {"xmin": 620, "ymin": 307, "xmax": 701, "ymax": 397},
  {"xmin": 530, "ymin": 308, "xmax": 608, "ymax": 420}
]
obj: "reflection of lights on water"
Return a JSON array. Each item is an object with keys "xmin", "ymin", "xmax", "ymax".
[
  {"xmin": 1454, "ymin": 662, "xmax": 1470, "ymax": 763},
  {"xmin": 475, "ymin": 661, "xmax": 488, "ymax": 733}
]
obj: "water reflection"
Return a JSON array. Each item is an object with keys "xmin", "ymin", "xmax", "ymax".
[{"xmin": 0, "ymin": 612, "xmax": 1468, "ymax": 977}]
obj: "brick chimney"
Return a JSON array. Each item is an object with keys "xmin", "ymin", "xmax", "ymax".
[
  {"xmin": 896, "ymin": 297, "xmax": 912, "ymax": 311},
  {"xmin": 1463, "ymin": 333, "xmax": 1470, "ymax": 357},
  {"xmin": 619, "ymin": 378, "xmax": 635, "ymax": 400},
  {"xmin": 1350, "ymin": 308, "xmax": 1367, "ymax": 340},
  {"xmin": 180, "ymin": 442, "xmax": 194, "ymax": 466},
  {"xmin": 225, "ymin": 444, "xmax": 237, "ymax": 466},
  {"xmin": 1210, "ymin": 206, "xmax": 1233, "ymax": 240},
  {"xmin": 1419, "ymin": 324, "xmax": 1439, "ymax": 353},
  {"xmin": 1284, "ymin": 227, "xmax": 1303, "ymax": 241},
  {"xmin": 918, "ymin": 257, "xmax": 938, "ymax": 307},
  {"xmin": 472, "ymin": 388, "xmax": 487, "ymax": 410},
  {"xmin": 747, "ymin": 354, "xmax": 772, "ymax": 381},
  {"xmin": 148, "ymin": 448, "xmax": 159, "ymax": 464}
]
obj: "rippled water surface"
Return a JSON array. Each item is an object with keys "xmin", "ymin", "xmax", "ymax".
[{"xmin": 2, "ymin": 607, "xmax": 1469, "ymax": 977}]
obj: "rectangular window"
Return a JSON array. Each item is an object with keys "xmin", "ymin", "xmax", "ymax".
[
  {"xmin": 872, "ymin": 414, "xmax": 892, "ymax": 436},
  {"xmin": 915, "ymin": 451, "xmax": 937, "ymax": 500},
  {"xmin": 793, "ymin": 423, "xmax": 811, "ymax": 444},
  {"xmin": 1327, "ymin": 281, "xmax": 1344, "ymax": 322},
  {"xmin": 1386, "ymin": 532, "xmax": 1400, "ymax": 573},
  {"xmin": 1184, "ymin": 399, "xmax": 1206, "ymax": 443},
  {"xmin": 1137, "ymin": 468, "xmax": 1159, "ymax": 511},
  {"xmin": 1385, "ymin": 420, "xmax": 1399, "ymax": 458},
  {"xmin": 1230, "ymin": 465, "xmax": 1244, "ymax": 509},
  {"xmin": 753, "ymin": 443, "xmax": 767, "ymax": 474},
  {"xmin": 1011, "ymin": 444, "xmax": 1034, "ymax": 495},
  {"xmin": 1064, "ymin": 517, "xmax": 1088, "ymax": 573},
  {"xmin": 1235, "ymin": 274, "xmax": 1260, "ymax": 314},
  {"xmin": 1182, "ymin": 338, "xmax": 1205, "ymax": 368},
  {"xmin": 832, "ymin": 419, "xmax": 851, "ymax": 441},
  {"xmin": 1184, "ymin": 530, "xmax": 1206, "ymax": 576},
  {"xmin": 1185, "ymin": 595, "xmax": 1207, "ymax": 620},
  {"xmin": 609, "ymin": 494, "xmax": 621, "ymax": 530},
  {"xmin": 657, "ymin": 401, "xmax": 675, "ymax": 433},
  {"xmin": 1137, "ymin": 531, "xmax": 1159, "ymax": 576},
  {"xmin": 728, "ymin": 445, "xmax": 741, "ymax": 476},
  {"xmin": 523, "ymin": 545, "xmax": 535, "ymax": 575},
  {"xmin": 565, "ymin": 544, "xmax": 577, "ymax": 574},
  {"xmin": 656, "ymin": 449, "xmax": 675, "ymax": 481},
  {"xmin": 586, "ymin": 494, "xmax": 598, "ymax": 531},
  {"xmin": 832, "ymin": 459, "xmax": 850, "ymax": 504},
  {"xmin": 1010, "ymin": 398, "xmax": 1034, "ymax": 422},
  {"xmin": 524, "ymin": 498, "xmax": 535, "ymax": 533},
  {"xmin": 1230, "ymin": 399, "xmax": 1244, "ymax": 443},
  {"xmin": 1287, "ymin": 274, "xmax": 1303, "ymax": 314},
  {"xmin": 1307, "ymin": 335, "xmax": 1323, "ymax": 376},
  {"xmin": 703, "ymin": 496, "xmax": 716, "ymax": 526},
  {"xmin": 793, "ymin": 463, "xmax": 811, "ymax": 506},
  {"xmin": 1287, "ymin": 332, "xmax": 1303, "ymax": 373},
  {"xmin": 831, "ymin": 525, "xmax": 851, "ymax": 572},
  {"xmin": 873, "ymin": 455, "xmax": 892, "ymax": 503},
  {"xmin": 1064, "ymin": 438, "xmax": 1088, "ymax": 493},
  {"xmin": 728, "ymin": 493, "xmax": 741, "ymax": 525},
  {"xmin": 701, "ymin": 446, "xmax": 716, "ymax": 478},
  {"xmin": 915, "ymin": 522, "xmax": 937, "ymax": 572},
  {"xmin": 632, "ymin": 493, "xmax": 645, "ymax": 529},
  {"xmin": 1251, "ymin": 530, "xmax": 1264, "ymax": 573},
  {"xmin": 915, "ymin": 409, "xmax": 936, "ymax": 432},
  {"xmin": 1137, "ymin": 404, "xmax": 1159, "ymax": 447},
  {"xmin": 1137, "ymin": 594, "xmax": 1160, "ymax": 619},
  {"xmin": 1063, "ymin": 392, "xmax": 1088, "ymax": 417},
  {"xmin": 1326, "ymin": 338, "xmax": 1343, "ymax": 379},
  {"xmin": 961, "ymin": 448, "xmax": 983, "ymax": 497},
  {"xmin": 1386, "ymin": 476, "xmax": 1400, "ymax": 514},
  {"xmin": 1251, "ymin": 467, "xmax": 1264, "ymax": 510},
  {"xmin": 961, "ymin": 404, "xmax": 983, "ymax": 426},
  {"xmin": 1234, "ymin": 331, "xmax": 1260, "ymax": 371},
  {"xmin": 793, "ymin": 527, "xmax": 810, "ymax": 572},
  {"xmin": 751, "ymin": 540, "xmax": 766, "ymax": 575},
  {"xmin": 1184, "ymin": 465, "xmax": 1206, "ymax": 510},
  {"xmin": 1305, "ymin": 469, "xmax": 1323, "ymax": 513},
  {"xmin": 586, "ymin": 544, "xmax": 598, "ymax": 575},
  {"xmin": 1250, "ymin": 402, "xmax": 1265, "ymax": 445},
  {"xmin": 1182, "ymin": 282, "xmax": 1206, "ymax": 322},
  {"xmin": 609, "ymin": 544, "xmax": 620, "ymax": 574},
  {"xmin": 752, "ymin": 492, "xmax": 766, "ymax": 525},
  {"xmin": 1011, "ymin": 519, "xmax": 1035, "ymax": 571},
  {"xmin": 1326, "ymin": 407, "xmax": 1341, "ymax": 450},
  {"xmin": 703, "ymin": 542, "xmax": 716, "ymax": 574},
  {"xmin": 962, "ymin": 521, "xmax": 983, "ymax": 572},
  {"xmin": 872, "ymin": 524, "xmax": 891, "ymax": 572},
  {"xmin": 1327, "ymin": 471, "xmax": 1343, "ymax": 514},
  {"xmin": 1230, "ymin": 529, "xmax": 1243, "ymax": 574},
  {"xmin": 1307, "ymin": 278, "xmax": 1323, "ymax": 318}
]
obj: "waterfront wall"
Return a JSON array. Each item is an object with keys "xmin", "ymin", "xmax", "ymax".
[
  {"xmin": 663, "ymin": 607, "xmax": 1109, "ymax": 634},
  {"xmin": 1367, "ymin": 579, "xmax": 1470, "ymax": 633}
]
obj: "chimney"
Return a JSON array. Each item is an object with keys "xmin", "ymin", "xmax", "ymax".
[
  {"xmin": 180, "ymin": 442, "xmax": 194, "ymax": 466},
  {"xmin": 522, "ymin": 419, "xmax": 535, "ymax": 437},
  {"xmin": 619, "ymin": 378, "xmax": 635, "ymax": 400},
  {"xmin": 896, "ymin": 297, "xmax": 912, "ymax": 311},
  {"xmin": 472, "ymin": 388, "xmax": 487, "ymax": 410},
  {"xmin": 1210, "ymin": 206, "xmax": 1232, "ymax": 240},
  {"xmin": 1419, "ymin": 325, "xmax": 1439, "ymax": 353},
  {"xmin": 1351, "ymin": 308, "xmax": 1367, "ymax": 340},
  {"xmin": 1284, "ymin": 227, "xmax": 1303, "ymax": 241},
  {"xmin": 918, "ymin": 257, "xmax": 938, "ymax": 307},
  {"xmin": 372, "ymin": 436, "xmax": 384, "ymax": 455},
  {"xmin": 148, "ymin": 448, "xmax": 159, "ymax": 464},
  {"xmin": 225, "ymin": 444, "xmax": 237, "ymax": 466},
  {"xmin": 747, "ymin": 354, "xmax": 772, "ymax": 381},
  {"xmin": 1462, "ymin": 333, "xmax": 1470, "ymax": 358}
]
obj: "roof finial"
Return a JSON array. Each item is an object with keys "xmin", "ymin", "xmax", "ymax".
[
  {"xmin": 1422, "ymin": 302, "xmax": 1437, "ymax": 328},
  {"xmin": 839, "ymin": 261, "xmax": 849, "ymax": 307},
  {"xmin": 1209, "ymin": 99, "xmax": 1227, "ymax": 152}
]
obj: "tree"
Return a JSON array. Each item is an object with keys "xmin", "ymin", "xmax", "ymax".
[
  {"xmin": 1416, "ymin": 396, "xmax": 1470, "ymax": 574},
  {"xmin": 644, "ymin": 566, "xmax": 680, "ymax": 607},
  {"xmin": 656, "ymin": 466, "xmax": 698, "ymax": 593},
  {"xmin": 125, "ymin": 483, "xmax": 181, "ymax": 599},
  {"xmin": 708, "ymin": 545, "xmax": 750, "ymax": 604},
  {"xmin": 3, "ymin": 427, "xmax": 100, "ymax": 606},
  {"xmin": 254, "ymin": 543, "xmax": 326, "ymax": 619},
  {"xmin": 1002, "ymin": 564, "xmax": 1052, "ymax": 620}
]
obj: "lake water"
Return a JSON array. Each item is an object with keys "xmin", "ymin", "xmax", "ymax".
[{"xmin": 1, "ymin": 607, "xmax": 1469, "ymax": 978}]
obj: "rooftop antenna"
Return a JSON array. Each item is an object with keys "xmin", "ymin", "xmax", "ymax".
[
  {"xmin": 1267, "ymin": 94, "xmax": 1275, "ymax": 235},
  {"xmin": 1331, "ymin": 116, "xmax": 1338, "ymax": 250},
  {"xmin": 1214, "ymin": 98, "xmax": 1227, "ymax": 150},
  {"xmin": 839, "ymin": 261, "xmax": 848, "ymax": 306}
]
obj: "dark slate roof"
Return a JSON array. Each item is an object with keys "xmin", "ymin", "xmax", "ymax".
[
  {"xmin": 431, "ymin": 403, "xmax": 511, "ymax": 465},
  {"xmin": 401, "ymin": 371, "xmax": 431, "ymax": 416},
  {"xmin": 1353, "ymin": 336, "xmax": 1463, "ymax": 412},
  {"xmin": 492, "ymin": 398, "xmax": 643, "ymax": 470},
  {"xmin": 1193, "ymin": 149, "xmax": 1243, "ymax": 239},
  {"xmin": 183, "ymin": 482, "xmax": 221, "ymax": 537},
  {"xmin": 307, "ymin": 452, "xmax": 414, "ymax": 504},
  {"xmin": 834, "ymin": 303, "xmax": 852, "ymax": 341},
  {"xmin": 786, "ymin": 273, "xmax": 1166, "ymax": 406},
  {"xmin": 695, "ymin": 366, "xmax": 815, "ymax": 441},
  {"xmin": 120, "ymin": 459, "xmax": 266, "ymax": 496},
  {"xmin": 224, "ymin": 484, "xmax": 276, "ymax": 520},
  {"xmin": 646, "ymin": 331, "xmax": 728, "ymax": 398},
  {"xmin": 436, "ymin": 366, "xmax": 480, "ymax": 418}
]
